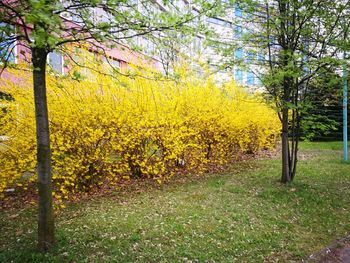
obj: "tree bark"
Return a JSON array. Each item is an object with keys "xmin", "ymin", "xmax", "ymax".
[
  {"xmin": 281, "ymin": 107, "xmax": 291, "ymax": 183},
  {"xmin": 32, "ymin": 47, "xmax": 55, "ymax": 251}
]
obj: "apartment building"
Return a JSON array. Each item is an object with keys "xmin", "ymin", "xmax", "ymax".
[
  {"xmin": 0, "ymin": 0, "xmax": 169, "ymax": 81},
  {"xmin": 187, "ymin": 2, "xmax": 266, "ymax": 89},
  {"xmin": 0, "ymin": 25, "xmax": 162, "ymax": 77},
  {"xmin": 1, "ymin": 1, "xmax": 264, "ymax": 88}
]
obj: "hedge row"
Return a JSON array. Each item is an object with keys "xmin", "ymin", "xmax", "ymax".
[{"xmin": 0, "ymin": 65, "xmax": 280, "ymax": 202}]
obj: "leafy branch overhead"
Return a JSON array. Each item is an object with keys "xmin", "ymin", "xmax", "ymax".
[
  {"xmin": 207, "ymin": 0, "xmax": 350, "ymax": 182},
  {"xmin": 0, "ymin": 0, "xmax": 217, "ymax": 59}
]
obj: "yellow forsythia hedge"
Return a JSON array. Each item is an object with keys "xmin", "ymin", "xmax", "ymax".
[{"xmin": 0, "ymin": 64, "xmax": 280, "ymax": 200}]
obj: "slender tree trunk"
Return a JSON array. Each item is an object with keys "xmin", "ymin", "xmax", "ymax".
[
  {"xmin": 281, "ymin": 107, "xmax": 291, "ymax": 183},
  {"xmin": 32, "ymin": 47, "xmax": 55, "ymax": 251},
  {"xmin": 291, "ymin": 108, "xmax": 300, "ymax": 181}
]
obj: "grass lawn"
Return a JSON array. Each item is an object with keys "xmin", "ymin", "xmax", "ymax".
[{"xmin": 1, "ymin": 142, "xmax": 350, "ymax": 262}]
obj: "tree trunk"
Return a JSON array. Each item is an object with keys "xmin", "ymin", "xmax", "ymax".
[
  {"xmin": 32, "ymin": 47, "xmax": 55, "ymax": 251},
  {"xmin": 281, "ymin": 107, "xmax": 291, "ymax": 183}
]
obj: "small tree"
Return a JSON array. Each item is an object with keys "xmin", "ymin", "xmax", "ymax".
[
  {"xmin": 0, "ymin": 0, "xmax": 214, "ymax": 250},
  {"xmin": 210, "ymin": 0, "xmax": 350, "ymax": 183}
]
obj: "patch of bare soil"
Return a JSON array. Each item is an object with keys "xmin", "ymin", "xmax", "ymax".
[{"xmin": 306, "ymin": 235, "xmax": 350, "ymax": 262}]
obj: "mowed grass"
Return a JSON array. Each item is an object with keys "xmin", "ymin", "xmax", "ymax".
[
  {"xmin": 299, "ymin": 140, "xmax": 349, "ymax": 151},
  {"xmin": 1, "ymin": 142, "xmax": 350, "ymax": 262}
]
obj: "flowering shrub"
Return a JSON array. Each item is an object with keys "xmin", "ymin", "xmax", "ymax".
[{"xmin": 0, "ymin": 64, "xmax": 280, "ymax": 200}]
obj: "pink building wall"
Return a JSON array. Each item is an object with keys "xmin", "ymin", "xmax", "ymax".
[{"xmin": 1, "ymin": 17, "xmax": 162, "ymax": 84}]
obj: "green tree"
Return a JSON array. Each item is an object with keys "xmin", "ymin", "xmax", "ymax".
[
  {"xmin": 211, "ymin": 0, "xmax": 350, "ymax": 183},
  {"xmin": 0, "ymin": 0, "xmax": 214, "ymax": 250},
  {"xmin": 299, "ymin": 68, "xmax": 343, "ymax": 141}
]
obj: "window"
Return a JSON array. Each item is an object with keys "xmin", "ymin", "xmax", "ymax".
[
  {"xmin": 234, "ymin": 25, "xmax": 242, "ymax": 38},
  {"xmin": 235, "ymin": 4, "xmax": 243, "ymax": 18},
  {"xmin": 192, "ymin": 36, "xmax": 202, "ymax": 53},
  {"xmin": 111, "ymin": 59, "xmax": 120, "ymax": 71},
  {"xmin": 269, "ymin": 36, "xmax": 278, "ymax": 46},
  {"xmin": 103, "ymin": 57, "xmax": 121, "ymax": 74},
  {"xmin": 206, "ymin": 17, "xmax": 217, "ymax": 24},
  {"xmin": 206, "ymin": 17, "xmax": 232, "ymax": 28},
  {"xmin": 246, "ymin": 51, "xmax": 254, "ymax": 63},
  {"xmin": 48, "ymin": 51, "xmax": 64, "ymax": 74},
  {"xmin": 0, "ymin": 23, "xmax": 16, "ymax": 63},
  {"xmin": 145, "ymin": 39, "xmax": 154, "ymax": 55},
  {"xmin": 70, "ymin": 12, "xmax": 81, "ymax": 23},
  {"xmin": 256, "ymin": 77, "xmax": 262, "ymax": 86},
  {"xmin": 234, "ymin": 48, "xmax": 243, "ymax": 60},
  {"xmin": 110, "ymin": 58, "xmax": 121, "ymax": 72},
  {"xmin": 72, "ymin": 47, "xmax": 86, "ymax": 67},
  {"xmin": 71, "ymin": 48, "xmax": 98, "ymax": 80},
  {"xmin": 235, "ymin": 69, "xmax": 243, "ymax": 83},
  {"xmin": 258, "ymin": 53, "xmax": 265, "ymax": 62},
  {"xmin": 303, "ymin": 64, "xmax": 308, "ymax": 74},
  {"xmin": 247, "ymin": 71, "xmax": 255, "ymax": 85},
  {"xmin": 138, "ymin": 37, "xmax": 155, "ymax": 56}
]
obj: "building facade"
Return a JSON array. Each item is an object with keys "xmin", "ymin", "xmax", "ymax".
[{"xmin": 1, "ymin": 1, "xmax": 264, "ymax": 89}]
